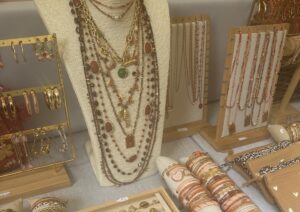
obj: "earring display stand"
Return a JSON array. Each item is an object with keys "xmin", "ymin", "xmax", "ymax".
[
  {"xmin": 0, "ymin": 34, "xmax": 74, "ymax": 202},
  {"xmin": 200, "ymin": 24, "xmax": 289, "ymax": 151},
  {"xmin": 164, "ymin": 16, "xmax": 210, "ymax": 142}
]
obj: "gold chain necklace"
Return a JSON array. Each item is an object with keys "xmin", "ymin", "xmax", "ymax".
[
  {"xmin": 88, "ymin": 0, "xmax": 135, "ymax": 21},
  {"xmin": 90, "ymin": 0, "xmax": 134, "ymax": 9},
  {"xmin": 70, "ymin": 0, "xmax": 160, "ymax": 185}
]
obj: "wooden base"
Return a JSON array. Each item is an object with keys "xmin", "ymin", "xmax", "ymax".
[
  {"xmin": 270, "ymin": 103, "xmax": 300, "ymax": 124},
  {"xmin": 199, "ymin": 125, "xmax": 270, "ymax": 152},
  {"xmin": 0, "ymin": 165, "xmax": 71, "ymax": 204},
  {"xmin": 163, "ymin": 120, "xmax": 209, "ymax": 142}
]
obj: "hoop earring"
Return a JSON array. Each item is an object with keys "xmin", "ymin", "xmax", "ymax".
[
  {"xmin": 31, "ymin": 90, "xmax": 40, "ymax": 114},
  {"xmin": 0, "ymin": 96, "xmax": 9, "ymax": 119},
  {"xmin": 19, "ymin": 41, "xmax": 26, "ymax": 62},
  {"xmin": 8, "ymin": 95, "xmax": 16, "ymax": 119},
  {"xmin": 11, "ymin": 42, "xmax": 18, "ymax": 63},
  {"xmin": 58, "ymin": 126, "xmax": 68, "ymax": 152},
  {"xmin": 23, "ymin": 91, "xmax": 32, "ymax": 116},
  {"xmin": 53, "ymin": 87, "xmax": 62, "ymax": 109}
]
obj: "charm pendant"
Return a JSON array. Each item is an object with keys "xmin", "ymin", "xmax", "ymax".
[
  {"xmin": 126, "ymin": 135, "xmax": 135, "ymax": 148},
  {"xmin": 118, "ymin": 67, "xmax": 129, "ymax": 79},
  {"xmin": 262, "ymin": 111, "xmax": 269, "ymax": 123},
  {"xmin": 119, "ymin": 108, "xmax": 130, "ymax": 127},
  {"xmin": 244, "ymin": 115, "xmax": 251, "ymax": 127},
  {"xmin": 229, "ymin": 123, "xmax": 236, "ymax": 135}
]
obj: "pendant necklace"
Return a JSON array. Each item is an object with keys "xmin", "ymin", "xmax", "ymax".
[{"xmin": 70, "ymin": 0, "xmax": 160, "ymax": 185}]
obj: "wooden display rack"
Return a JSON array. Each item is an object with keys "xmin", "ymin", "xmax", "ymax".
[
  {"xmin": 0, "ymin": 165, "xmax": 71, "ymax": 204},
  {"xmin": 163, "ymin": 16, "xmax": 210, "ymax": 142},
  {"xmin": 0, "ymin": 34, "xmax": 74, "ymax": 202},
  {"xmin": 200, "ymin": 24, "xmax": 289, "ymax": 151}
]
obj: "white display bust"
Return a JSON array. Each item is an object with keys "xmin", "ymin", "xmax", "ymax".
[{"xmin": 33, "ymin": 0, "xmax": 170, "ymax": 186}]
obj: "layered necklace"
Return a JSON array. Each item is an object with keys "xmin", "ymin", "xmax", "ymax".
[{"xmin": 69, "ymin": 0, "xmax": 160, "ymax": 185}]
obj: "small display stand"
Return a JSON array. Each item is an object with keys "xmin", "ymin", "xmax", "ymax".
[
  {"xmin": 164, "ymin": 16, "xmax": 210, "ymax": 142},
  {"xmin": 0, "ymin": 34, "xmax": 74, "ymax": 203},
  {"xmin": 200, "ymin": 24, "xmax": 289, "ymax": 151}
]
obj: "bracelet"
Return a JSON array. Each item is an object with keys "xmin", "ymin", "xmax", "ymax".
[
  {"xmin": 221, "ymin": 140, "xmax": 294, "ymax": 176},
  {"xmin": 258, "ymin": 155, "xmax": 300, "ymax": 177}
]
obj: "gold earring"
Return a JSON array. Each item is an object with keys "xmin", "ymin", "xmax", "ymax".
[
  {"xmin": 31, "ymin": 90, "xmax": 40, "ymax": 114},
  {"xmin": 0, "ymin": 96, "xmax": 9, "ymax": 119},
  {"xmin": 8, "ymin": 95, "xmax": 16, "ymax": 119},
  {"xmin": 23, "ymin": 91, "xmax": 32, "ymax": 116},
  {"xmin": 11, "ymin": 42, "xmax": 18, "ymax": 63},
  {"xmin": 40, "ymin": 129, "xmax": 50, "ymax": 155},
  {"xmin": 44, "ymin": 88, "xmax": 54, "ymax": 110},
  {"xmin": 53, "ymin": 87, "xmax": 62, "ymax": 109},
  {"xmin": 19, "ymin": 41, "xmax": 26, "ymax": 62}
]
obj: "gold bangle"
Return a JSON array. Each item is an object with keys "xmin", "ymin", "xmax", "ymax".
[{"xmin": 1, "ymin": 96, "xmax": 9, "ymax": 119}]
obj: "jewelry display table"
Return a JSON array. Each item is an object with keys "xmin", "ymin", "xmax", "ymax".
[{"xmin": 19, "ymin": 101, "xmax": 297, "ymax": 211}]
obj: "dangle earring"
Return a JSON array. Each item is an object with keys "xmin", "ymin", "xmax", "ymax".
[
  {"xmin": 11, "ymin": 42, "xmax": 19, "ymax": 63},
  {"xmin": 40, "ymin": 129, "xmax": 50, "ymax": 155},
  {"xmin": 58, "ymin": 126, "xmax": 68, "ymax": 152},
  {"xmin": 19, "ymin": 41, "xmax": 26, "ymax": 62}
]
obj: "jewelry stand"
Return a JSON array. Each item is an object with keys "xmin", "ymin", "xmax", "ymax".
[
  {"xmin": 200, "ymin": 24, "xmax": 289, "ymax": 151},
  {"xmin": 164, "ymin": 16, "xmax": 210, "ymax": 142},
  {"xmin": 0, "ymin": 34, "xmax": 74, "ymax": 202}
]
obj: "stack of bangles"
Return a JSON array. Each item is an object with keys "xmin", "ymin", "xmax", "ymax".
[
  {"xmin": 286, "ymin": 122, "xmax": 300, "ymax": 142},
  {"xmin": 161, "ymin": 161, "xmax": 222, "ymax": 212},
  {"xmin": 185, "ymin": 151, "xmax": 260, "ymax": 212}
]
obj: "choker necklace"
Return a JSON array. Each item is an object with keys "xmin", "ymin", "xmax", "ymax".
[
  {"xmin": 70, "ymin": 0, "xmax": 160, "ymax": 185},
  {"xmin": 88, "ymin": 0, "xmax": 135, "ymax": 20}
]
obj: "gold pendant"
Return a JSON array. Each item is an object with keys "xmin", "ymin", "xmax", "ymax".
[
  {"xmin": 118, "ymin": 108, "xmax": 130, "ymax": 128},
  {"xmin": 244, "ymin": 115, "xmax": 251, "ymax": 127},
  {"xmin": 229, "ymin": 123, "xmax": 236, "ymax": 135},
  {"xmin": 262, "ymin": 111, "xmax": 269, "ymax": 123}
]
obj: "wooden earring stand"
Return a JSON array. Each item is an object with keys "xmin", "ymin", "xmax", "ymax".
[
  {"xmin": 0, "ymin": 34, "xmax": 74, "ymax": 203},
  {"xmin": 163, "ymin": 16, "xmax": 210, "ymax": 142},
  {"xmin": 270, "ymin": 35, "xmax": 300, "ymax": 124},
  {"xmin": 200, "ymin": 24, "xmax": 289, "ymax": 151}
]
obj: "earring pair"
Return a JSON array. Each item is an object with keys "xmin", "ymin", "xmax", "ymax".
[
  {"xmin": 44, "ymin": 87, "xmax": 62, "ymax": 111},
  {"xmin": 23, "ymin": 90, "xmax": 40, "ymax": 116},
  {"xmin": 0, "ymin": 95, "xmax": 16, "ymax": 119},
  {"xmin": 11, "ymin": 41, "xmax": 26, "ymax": 63}
]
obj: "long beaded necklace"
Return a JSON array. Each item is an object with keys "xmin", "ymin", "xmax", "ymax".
[
  {"xmin": 249, "ymin": 32, "xmax": 271, "ymax": 126},
  {"xmin": 70, "ymin": 0, "xmax": 160, "ymax": 185},
  {"xmin": 244, "ymin": 33, "xmax": 261, "ymax": 127},
  {"xmin": 227, "ymin": 33, "xmax": 252, "ymax": 134},
  {"xmin": 262, "ymin": 31, "xmax": 286, "ymax": 122}
]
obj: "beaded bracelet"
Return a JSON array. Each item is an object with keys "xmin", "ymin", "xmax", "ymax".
[{"xmin": 221, "ymin": 140, "xmax": 294, "ymax": 176}]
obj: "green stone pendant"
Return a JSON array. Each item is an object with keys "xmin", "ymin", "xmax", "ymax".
[{"xmin": 118, "ymin": 67, "xmax": 128, "ymax": 79}]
